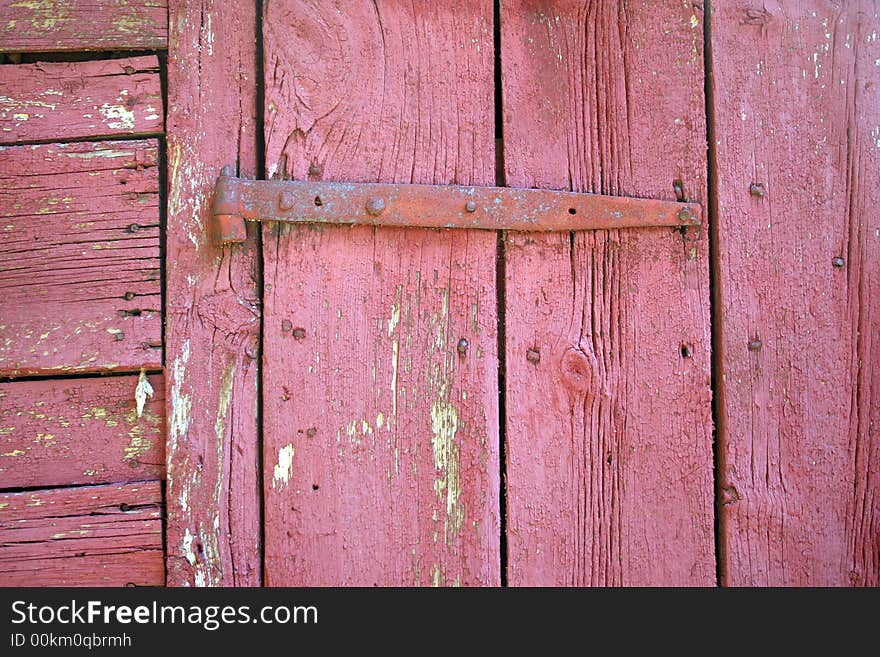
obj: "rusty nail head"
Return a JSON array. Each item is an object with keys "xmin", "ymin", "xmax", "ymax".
[
  {"xmin": 293, "ymin": 327, "xmax": 306, "ymax": 340},
  {"xmin": 281, "ymin": 319, "xmax": 293, "ymax": 332},
  {"xmin": 128, "ymin": 223, "xmax": 140, "ymax": 233},
  {"xmin": 832, "ymin": 256, "xmax": 845, "ymax": 267},
  {"xmin": 527, "ymin": 348, "xmax": 541, "ymax": 363},
  {"xmin": 465, "ymin": 200, "xmax": 477, "ymax": 213},
  {"xmin": 114, "ymin": 332, "xmax": 125, "ymax": 341},
  {"xmin": 278, "ymin": 191, "xmax": 295, "ymax": 210},
  {"xmin": 457, "ymin": 338, "xmax": 469, "ymax": 354},
  {"xmin": 677, "ymin": 207, "xmax": 694, "ymax": 223},
  {"xmin": 748, "ymin": 339, "xmax": 762, "ymax": 352},
  {"xmin": 123, "ymin": 66, "xmax": 135, "ymax": 74},
  {"xmin": 366, "ymin": 197, "xmax": 386, "ymax": 216},
  {"xmin": 128, "ymin": 459, "xmax": 139, "ymax": 468},
  {"xmin": 124, "ymin": 291, "xmax": 136, "ymax": 301},
  {"xmin": 749, "ymin": 183, "xmax": 766, "ymax": 198}
]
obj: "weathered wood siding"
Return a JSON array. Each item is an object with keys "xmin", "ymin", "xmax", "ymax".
[
  {"xmin": 261, "ymin": 0, "xmax": 500, "ymax": 586},
  {"xmin": 0, "ymin": 0, "xmax": 168, "ymax": 53},
  {"xmin": 0, "ymin": 55, "xmax": 163, "ymax": 144},
  {"xmin": 0, "ymin": 139, "xmax": 162, "ymax": 377},
  {"xmin": 711, "ymin": 0, "xmax": 879, "ymax": 586},
  {"xmin": 0, "ymin": 375, "xmax": 165, "ymax": 489}
]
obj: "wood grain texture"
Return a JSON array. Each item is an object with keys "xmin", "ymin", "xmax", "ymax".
[
  {"xmin": 0, "ymin": 481, "xmax": 164, "ymax": 586},
  {"xmin": 0, "ymin": 0, "xmax": 168, "ymax": 53},
  {"xmin": 0, "ymin": 375, "xmax": 164, "ymax": 490},
  {"xmin": 262, "ymin": 0, "xmax": 499, "ymax": 586},
  {"xmin": 0, "ymin": 140, "xmax": 161, "ymax": 377},
  {"xmin": 711, "ymin": 1, "xmax": 879, "ymax": 586},
  {"xmin": 164, "ymin": 0, "xmax": 261, "ymax": 586},
  {"xmin": 0, "ymin": 56, "xmax": 163, "ymax": 145},
  {"xmin": 501, "ymin": 0, "xmax": 715, "ymax": 585}
]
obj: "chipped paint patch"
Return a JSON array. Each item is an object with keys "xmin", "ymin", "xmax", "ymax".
[
  {"xmin": 273, "ymin": 444, "xmax": 295, "ymax": 489},
  {"xmin": 99, "ymin": 102, "xmax": 136, "ymax": 130},
  {"xmin": 135, "ymin": 369, "xmax": 154, "ymax": 418},
  {"xmin": 430, "ymin": 399, "xmax": 464, "ymax": 545}
]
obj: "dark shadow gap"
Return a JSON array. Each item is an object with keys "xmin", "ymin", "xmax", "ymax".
[
  {"xmin": 0, "ymin": 478, "xmax": 164, "ymax": 496},
  {"xmin": 255, "ymin": 0, "xmax": 268, "ymax": 588},
  {"xmin": 703, "ymin": 0, "xmax": 726, "ymax": 588},
  {"xmin": 493, "ymin": 0, "xmax": 509, "ymax": 588},
  {"xmin": 0, "ymin": 369, "xmax": 163, "ymax": 384},
  {"xmin": 0, "ymin": 50, "xmax": 163, "ymax": 65}
]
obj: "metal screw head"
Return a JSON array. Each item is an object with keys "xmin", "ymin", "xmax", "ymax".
[
  {"xmin": 366, "ymin": 197, "xmax": 386, "ymax": 216},
  {"xmin": 292, "ymin": 327, "xmax": 306, "ymax": 340},
  {"xmin": 457, "ymin": 338, "xmax": 469, "ymax": 354},
  {"xmin": 832, "ymin": 256, "xmax": 845, "ymax": 268},
  {"xmin": 526, "ymin": 348, "xmax": 541, "ymax": 364},
  {"xmin": 124, "ymin": 291, "xmax": 136, "ymax": 301},
  {"xmin": 128, "ymin": 223, "xmax": 140, "ymax": 233},
  {"xmin": 278, "ymin": 191, "xmax": 295, "ymax": 210},
  {"xmin": 749, "ymin": 183, "xmax": 766, "ymax": 198},
  {"xmin": 465, "ymin": 200, "xmax": 477, "ymax": 213},
  {"xmin": 748, "ymin": 339, "xmax": 762, "ymax": 352},
  {"xmin": 114, "ymin": 332, "xmax": 125, "ymax": 341},
  {"xmin": 677, "ymin": 207, "xmax": 695, "ymax": 223}
]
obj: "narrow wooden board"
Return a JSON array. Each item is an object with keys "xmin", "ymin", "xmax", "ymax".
[
  {"xmin": 500, "ymin": 0, "xmax": 715, "ymax": 585},
  {"xmin": 0, "ymin": 56, "xmax": 163, "ymax": 145},
  {"xmin": 0, "ymin": 481, "xmax": 164, "ymax": 586},
  {"xmin": 262, "ymin": 0, "xmax": 500, "ymax": 586},
  {"xmin": 164, "ymin": 0, "xmax": 261, "ymax": 586},
  {"xmin": 0, "ymin": 375, "xmax": 165, "ymax": 490},
  {"xmin": 0, "ymin": 0, "xmax": 168, "ymax": 53},
  {"xmin": 711, "ymin": 1, "xmax": 879, "ymax": 586},
  {"xmin": 0, "ymin": 140, "xmax": 161, "ymax": 377}
]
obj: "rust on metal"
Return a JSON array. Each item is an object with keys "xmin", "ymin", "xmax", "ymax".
[{"xmin": 212, "ymin": 169, "xmax": 703, "ymax": 244}]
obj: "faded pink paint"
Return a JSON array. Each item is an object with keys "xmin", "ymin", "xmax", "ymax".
[
  {"xmin": 711, "ymin": 0, "xmax": 879, "ymax": 586},
  {"xmin": 261, "ymin": 0, "xmax": 500, "ymax": 586},
  {"xmin": 0, "ymin": 140, "xmax": 162, "ymax": 377},
  {"xmin": 0, "ymin": 375, "xmax": 165, "ymax": 489},
  {"xmin": 0, "ymin": 481, "xmax": 164, "ymax": 586},
  {"xmin": 501, "ymin": 0, "xmax": 716, "ymax": 585}
]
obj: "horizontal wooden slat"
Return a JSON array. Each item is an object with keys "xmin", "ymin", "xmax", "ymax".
[
  {"xmin": 0, "ymin": 55, "xmax": 163, "ymax": 144},
  {"xmin": 0, "ymin": 0, "xmax": 168, "ymax": 53},
  {"xmin": 0, "ymin": 374, "xmax": 164, "ymax": 489},
  {"xmin": 0, "ymin": 139, "xmax": 161, "ymax": 376},
  {"xmin": 0, "ymin": 481, "xmax": 164, "ymax": 586}
]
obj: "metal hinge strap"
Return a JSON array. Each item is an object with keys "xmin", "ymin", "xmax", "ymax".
[{"xmin": 212, "ymin": 167, "xmax": 701, "ymax": 244}]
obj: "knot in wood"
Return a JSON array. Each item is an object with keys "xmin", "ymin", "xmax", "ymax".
[{"xmin": 560, "ymin": 347, "xmax": 596, "ymax": 395}]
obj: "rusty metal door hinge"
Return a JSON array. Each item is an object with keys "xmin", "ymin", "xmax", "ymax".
[{"xmin": 212, "ymin": 166, "xmax": 701, "ymax": 244}]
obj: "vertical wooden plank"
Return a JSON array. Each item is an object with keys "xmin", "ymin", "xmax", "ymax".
[
  {"xmin": 165, "ymin": 0, "xmax": 261, "ymax": 586},
  {"xmin": 501, "ymin": 0, "xmax": 715, "ymax": 585},
  {"xmin": 262, "ymin": 0, "xmax": 499, "ymax": 586},
  {"xmin": 711, "ymin": 1, "xmax": 879, "ymax": 586}
]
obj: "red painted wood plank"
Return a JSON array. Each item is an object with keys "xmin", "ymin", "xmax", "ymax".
[
  {"xmin": 0, "ymin": 0, "xmax": 168, "ymax": 53},
  {"xmin": 0, "ymin": 375, "xmax": 164, "ymax": 490},
  {"xmin": 262, "ymin": 0, "xmax": 500, "ymax": 586},
  {"xmin": 500, "ymin": 0, "xmax": 715, "ymax": 585},
  {"xmin": 711, "ymin": 1, "xmax": 879, "ymax": 586},
  {"xmin": 0, "ymin": 56, "xmax": 163, "ymax": 145},
  {"xmin": 164, "ymin": 0, "xmax": 261, "ymax": 586},
  {"xmin": 0, "ymin": 481, "xmax": 164, "ymax": 586},
  {"xmin": 0, "ymin": 140, "xmax": 161, "ymax": 377}
]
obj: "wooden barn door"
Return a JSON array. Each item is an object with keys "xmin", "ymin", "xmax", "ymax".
[{"xmin": 259, "ymin": 0, "xmax": 715, "ymax": 586}]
